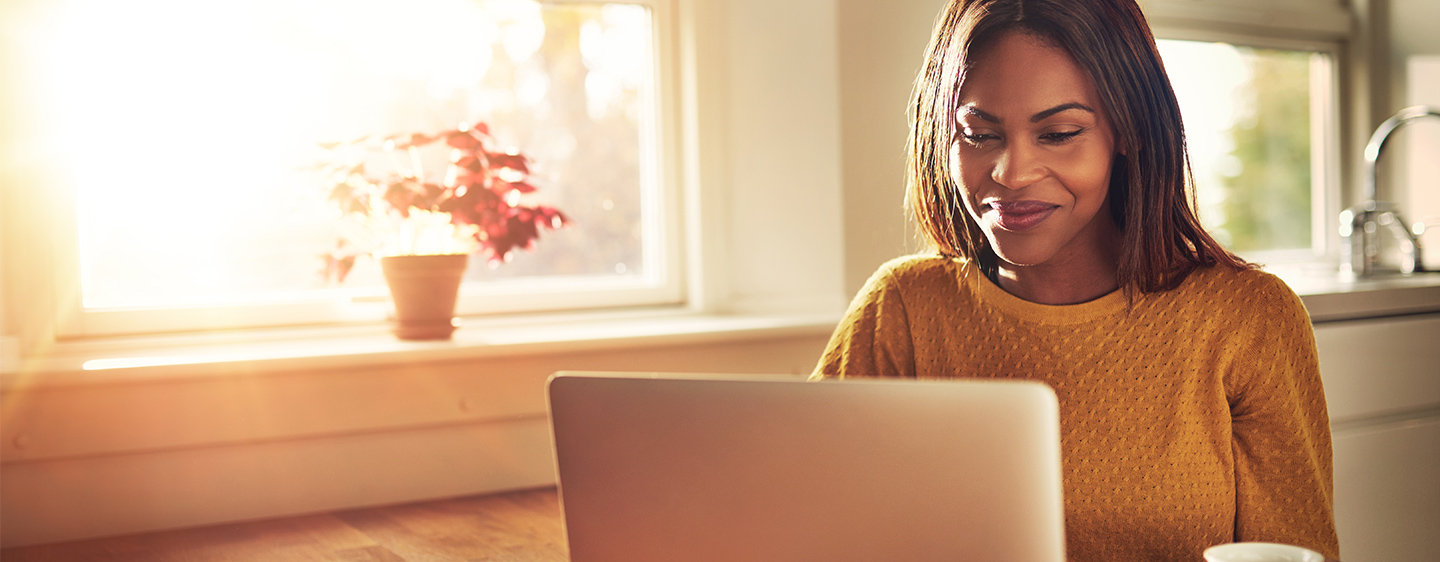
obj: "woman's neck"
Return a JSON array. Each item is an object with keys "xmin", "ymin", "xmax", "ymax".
[
  {"xmin": 992, "ymin": 222, "xmax": 1123, "ymax": 305},
  {"xmin": 995, "ymin": 261, "xmax": 1118, "ymax": 305}
]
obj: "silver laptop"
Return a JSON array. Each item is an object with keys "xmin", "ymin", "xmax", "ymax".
[{"xmin": 546, "ymin": 371, "xmax": 1066, "ymax": 562}]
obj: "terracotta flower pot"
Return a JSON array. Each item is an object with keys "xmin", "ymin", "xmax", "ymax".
[{"xmin": 379, "ymin": 254, "xmax": 470, "ymax": 340}]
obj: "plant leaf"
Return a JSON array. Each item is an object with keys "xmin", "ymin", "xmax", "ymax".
[
  {"xmin": 488, "ymin": 152, "xmax": 530, "ymax": 173},
  {"xmin": 445, "ymin": 130, "xmax": 481, "ymax": 150},
  {"xmin": 503, "ymin": 180, "xmax": 538, "ymax": 194},
  {"xmin": 384, "ymin": 182, "xmax": 416, "ymax": 217}
]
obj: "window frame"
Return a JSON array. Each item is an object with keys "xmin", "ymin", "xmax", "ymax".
[{"xmin": 5, "ymin": 0, "xmax": 687, "ymax": 340}]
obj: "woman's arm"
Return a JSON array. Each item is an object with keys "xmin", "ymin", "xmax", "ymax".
[{"xmin": 1226, "ymin": 276, "xmax": 1340, "ymax": 559}]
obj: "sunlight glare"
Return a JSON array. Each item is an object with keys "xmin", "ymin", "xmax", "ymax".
[
  {"xmin": 37, "ymin": 0, "xmax": 509, "ymax": 307},
  {"xmin": 493, "ymin": 0, "xmax": 546, "ymax": 63},
  {"xmin": 1156, "ymin": 40, "xmax": 1247, "ymax": 224},
  {"xmin": 24, "ymin": 0, "xmax": 660, "ymax": 313}
]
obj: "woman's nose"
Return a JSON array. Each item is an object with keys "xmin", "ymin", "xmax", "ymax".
[{"xmin": 991, "ymin": 141, "xmax": 1045, "ymax": 189}]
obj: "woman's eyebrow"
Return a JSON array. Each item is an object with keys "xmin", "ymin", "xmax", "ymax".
[
  {"xmin": 959, "ymin": 105, "xmax": 1002, "ymax": 123},
  {"xmin": 959, "ymin": 102, "xmax": 1095, "ymax": 124},
  {"xmin": 1030, "ymin": 102, "xmax": 1095, "ymax": 122}
]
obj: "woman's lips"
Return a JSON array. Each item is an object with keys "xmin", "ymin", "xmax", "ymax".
[{"xmin": 986, "ymin": 200, "xmax": 1059, "ymax": 232}]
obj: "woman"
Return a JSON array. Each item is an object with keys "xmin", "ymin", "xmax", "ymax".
[{"xmin": 811, "ymin": 0, "xmax": 1340, "ymax": 560}]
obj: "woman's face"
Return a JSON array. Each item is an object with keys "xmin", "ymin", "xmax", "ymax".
[{"xmin": 950, "ymin": 31, "xmax": 1119, "ymax": 271}]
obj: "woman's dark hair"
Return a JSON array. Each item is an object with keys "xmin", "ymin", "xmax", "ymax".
[{"xmin": 906, "ymin": 0, "xmax": 1250, "ymax": 293}]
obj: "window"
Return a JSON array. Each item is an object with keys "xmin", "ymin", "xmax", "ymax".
[
  {"xmin": 1157, "ymin": 39, "xmax": 1334, "ymax": 261},
  {"xmin": 13, "ymin": 0, "xmax": 679, "ymax": 337},
  {"xmin": 1141, "ymin": 0, "xmax": 1350, "ymax": 264}
]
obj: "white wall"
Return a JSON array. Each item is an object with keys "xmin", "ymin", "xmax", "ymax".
[
  {"xmin": 1391, "ymin": 0, "xmax": 1440, "ymax": 267},
  {"xmin": 723, "ymin": 0, "xmax": 848, "ymax": 310},
  {"xmin": 0, "ymin": 334, "xmax": 833, "ymax": 547},
  {"xmin": 834, "ymin": 0, "xmax": 946, "ymax": 295}
]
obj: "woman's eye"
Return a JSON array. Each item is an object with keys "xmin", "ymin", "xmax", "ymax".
[
  {"xmin": 961, "ymin": 130, "xmax": 998, "ymax": 145},
  {"xmin": 1040, "ymin": 129, "xmax": 1084, "ymax": 143}
]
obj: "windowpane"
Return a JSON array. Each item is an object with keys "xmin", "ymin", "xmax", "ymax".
[
  {"xmin": 33, "ymin": 0, "xmax": 660, "ymax": 310},
  {"xmin": 1158, "ymin": 40, "xmax": 1322, "ymax": 254}
]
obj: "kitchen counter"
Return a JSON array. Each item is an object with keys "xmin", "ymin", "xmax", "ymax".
[
  {"xmin": 1285, "ymin": 265, "xmax": 1440, "ymax": 562},
  {"xmin": 1267, "ymin": 265, "xmax": 1440, "ymax": 322}
]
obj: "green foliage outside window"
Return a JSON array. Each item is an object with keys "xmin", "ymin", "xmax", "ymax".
[{"xmin": 1212, "ymin": 48, "xmax": 1314, "ymax": 252}]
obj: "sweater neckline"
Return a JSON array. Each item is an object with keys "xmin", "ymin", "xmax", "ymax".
[{"xmin": 960, "ymin": 260, "xmax": 1127, "ymax": 325}]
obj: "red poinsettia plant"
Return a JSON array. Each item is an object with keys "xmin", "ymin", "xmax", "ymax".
[{"xmin": 317, "ymin": 121, "xmax": 568, "ymax": 283}]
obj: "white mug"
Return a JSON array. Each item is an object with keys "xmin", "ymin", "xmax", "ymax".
[{"xmin": 1203, "ymin": 542, "xmax": 1326, "ymax": 562}]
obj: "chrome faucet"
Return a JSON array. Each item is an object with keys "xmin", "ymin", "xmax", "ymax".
[{"xmin": 1340, "ymin": 105, "xmax": 1438, "ymax": 277}]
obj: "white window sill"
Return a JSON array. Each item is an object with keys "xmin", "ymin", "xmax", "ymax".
[{"xmin": 1, "ymin": 308, "xmax": 842, "ymax": 390}]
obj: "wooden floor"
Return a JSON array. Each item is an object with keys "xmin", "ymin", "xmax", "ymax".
[{"xmin": 1, "ymin": 488, "xmax": 568, "ymax": 562}]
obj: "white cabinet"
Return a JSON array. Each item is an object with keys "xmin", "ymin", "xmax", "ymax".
[
  {"xmin": 1332, "ymin": 418, "xmax": 1440, "ymax": 562},
  {"xmin": 1314, "ymin": 313, "xmax": 1440, "ymax": 562}
]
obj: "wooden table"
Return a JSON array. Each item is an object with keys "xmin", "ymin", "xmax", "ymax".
[
  {"xmin": 0, "ymin": 487, "xmax": 568, "ymax": 562},
  {"xmin": 3, "ymin": 487, "xmax": 1345, "ymax": 561}
]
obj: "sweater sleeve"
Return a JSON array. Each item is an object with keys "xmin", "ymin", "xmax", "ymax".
[
  {"xmin": 1226, "ymin": 276, "xmax": 1340, "ymax": 559},
  {"xmin": 810, "ymin": 263, "xmax": 916, "ymax": 380}
]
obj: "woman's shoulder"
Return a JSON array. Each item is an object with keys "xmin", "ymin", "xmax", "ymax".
[
  {"xmin": 1183, "ymin": 264, "xmax": 1296, "ymax": 296},
  {"xmin": 869, "ymin": 254, "xmax": 971, "ymax": 286},
  {"xmin": 878, "ymin": 253, "xmax": 964, "ymax": 273},
  {"xmin": 1172, "ymin": 264, "xmax": 1309, "ymax": 318},
  {"xmin": 851, "ymin": 254, "xmax": 976, "ymax": 303}
]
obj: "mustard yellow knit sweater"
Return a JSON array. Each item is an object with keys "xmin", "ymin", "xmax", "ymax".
[{"xmin": 812, "ymin": 255, "xmax": 1339, "ymax": 561}]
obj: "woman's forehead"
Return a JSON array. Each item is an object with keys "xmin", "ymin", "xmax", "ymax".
[{"xmin": 957, "ymin": 31, "xmax": 1104, "ymax": 120}]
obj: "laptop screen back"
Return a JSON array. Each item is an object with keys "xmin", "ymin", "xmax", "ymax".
[{"xmin": 546, "ymin": 372, "xmax": 1065, "ymax": 562}]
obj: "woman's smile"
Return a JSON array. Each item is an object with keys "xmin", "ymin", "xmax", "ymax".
[{"xmin": 985, "ymin": 200, "xmax": 1061, "ymax": 232}]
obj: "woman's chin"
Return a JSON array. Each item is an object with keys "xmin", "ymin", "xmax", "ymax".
[
  {"xmin": 986, "ymin": 239, "xmax": 1056, "ymax": 269},
  {"xmin": 991, "ymin": 252, "xmax": 1053, "ymax": 269}
]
